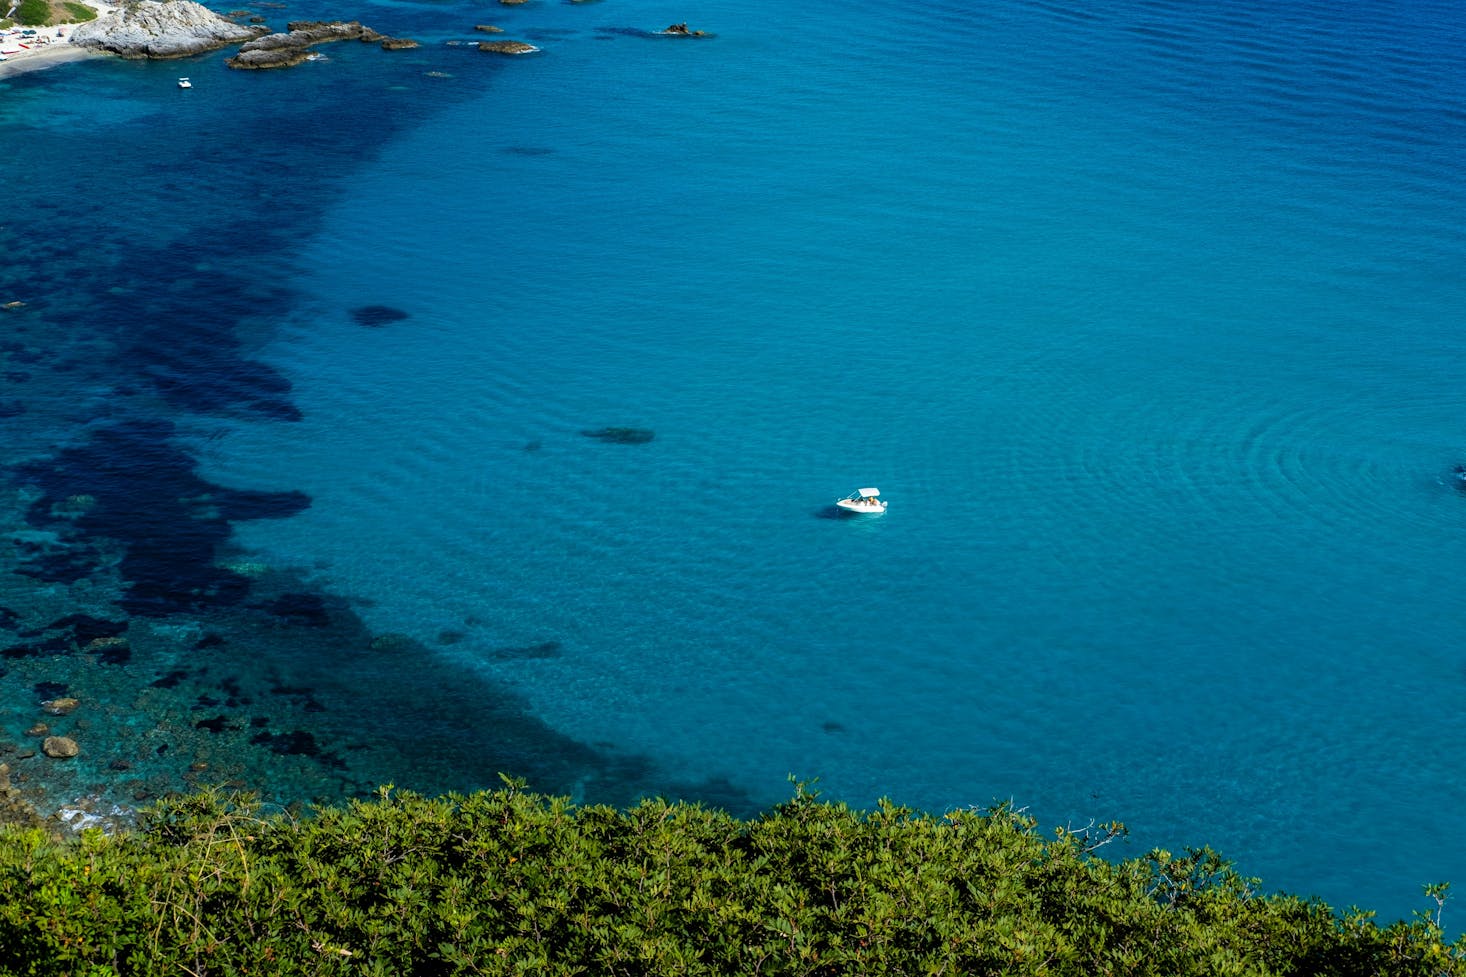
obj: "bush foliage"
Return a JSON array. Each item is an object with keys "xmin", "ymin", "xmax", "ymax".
[
  {"xmin": 10, "ymin": 0, "xmax": 93, "ymax": 26},
  {"xmin": 0, "ymin": 781, "xmax": 1461, "ymax": 976},
  {"xmin": 13, "ymin": 0, "xmax": 50, "ymax": 25}
]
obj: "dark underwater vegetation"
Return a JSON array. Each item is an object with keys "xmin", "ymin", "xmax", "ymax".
[{"xmin": 0, "ymin": 19, "xmax": 754, "ymax": 830}]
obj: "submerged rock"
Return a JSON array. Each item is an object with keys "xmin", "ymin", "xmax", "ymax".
[{"xmin": 71, "ymin": 0, "xmax": 267, "ymax": 59}]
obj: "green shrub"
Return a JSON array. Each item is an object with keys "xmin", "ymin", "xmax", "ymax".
[
  {"xmin": 14, "ymin": 0, "xmax": 50, "ymax": 26},
  {"xmin": 62, "ymin": 2, "xmax": 97, "ymax": 22},
  {"xmin": 0, "ymin": 783, "xmax": 1461, "ymax": 976}
]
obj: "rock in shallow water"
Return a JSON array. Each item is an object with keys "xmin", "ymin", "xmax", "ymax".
[
  {"xmin": 41, "ymin": 698, "xmax": 80, "ymax": 717},
  {"xmin": 479, "ymin": 40, "xmax": 539, "ymax": 55},
  {"xmin": 42, "ymin": 736, "xmax": 79, "ymax": 759}
]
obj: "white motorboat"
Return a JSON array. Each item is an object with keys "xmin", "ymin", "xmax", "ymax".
[
  {"xmin": 835, "ymin": 488, "xmax": 887, "ymax": 514},
  {"xmin": 177, "ymin": 77, "xmax": 192, "ymax": 88}
]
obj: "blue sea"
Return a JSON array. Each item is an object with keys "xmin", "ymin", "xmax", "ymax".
[{"xmin": 4, "ymin": 0, "xmax": 1466, "ymax": 926}]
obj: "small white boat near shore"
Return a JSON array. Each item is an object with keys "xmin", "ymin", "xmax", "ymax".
[
  {"xmin": 835, "ymin": 488, "xmax": 887, "ymax": 514},
  {"xmin": 177, "ymin": 76, "xmax": 192, "ymax": 88}
]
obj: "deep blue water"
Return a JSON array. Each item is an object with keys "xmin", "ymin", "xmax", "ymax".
[{"xmin": 4, "ymin": 0, "xmax": 1466, "ymax": 925}]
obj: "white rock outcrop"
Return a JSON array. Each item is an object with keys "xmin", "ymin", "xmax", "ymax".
[{"xmin": 71, "ymin": 0, "xmax": 266, "ymax": 59}]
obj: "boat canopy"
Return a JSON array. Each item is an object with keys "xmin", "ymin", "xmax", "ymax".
[{"xmin": 856, "ymin": 488, "xmax": 880, "ymax": 497}]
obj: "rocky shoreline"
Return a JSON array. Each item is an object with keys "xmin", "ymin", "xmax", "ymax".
[
  {"xmin": 48, "ymin": 0, "xmax": 698, "ymax": 71},
  {"xmin": 65, "ymin": 0, "xmax": 423, "ymax": 68},
  {"xmin": 4, "ymin": 0, "xmax": 710, "ymax": 79},
  {"xmin": 70, "ymin": 0, "xmax": 266, "ymax": 59}
]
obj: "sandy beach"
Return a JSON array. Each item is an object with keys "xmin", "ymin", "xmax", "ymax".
[{"xmin": 0, "ymin": 4, "xmax": 113, "ymax": 80}]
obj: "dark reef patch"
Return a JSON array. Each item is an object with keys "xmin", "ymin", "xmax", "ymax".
[
  {"xmin": 581, "ymin": 426, "xmax": 655, "ymax": 444},
  {"xmin": 219, "ymin": 676, "xmax": 249, "ymax": 707},
  {"xmin": 216, "ymin": 488, "xmax": 311, "ymax": 522},
  {"xmin": 14, "ymin": 419, "xmax": 308, "ymax": 617},
  {"xmin": 40, "ymin": 614, "xmax": 128, "ymax": 644},
  {"xmin": 255, "ymin": 593, "xmax": 332, "ymax": 628},
  {"xmin": 268, "ymin": 683, "xmax": 326, "ymax": 713},
  {"xmin": 2, "ymin": 633, "xmax": 75, "ymax": 659},
  {"xmin": 92, "ymin": 641, "xmax": 133, "ymax": 666},
  {"xmin": 151, "ymin": 669, "xmax": 190, "ymax": 689},
  {"xmin": 195, "ymin": 715, "xmax": 239, "ymax": 734},
  {"xmin": 0, "ymin": 343, "xmax": 43, "ymax": 365},
  {"xmin": 76, "ymin": 239, "xmax": 308, "ymax": 423},
  {"xmin": 592, "ymin": 26, "xmax": 659, "ymax": 39},
  {"xmin": 34, "ymin": 681, "xmax": 69, "ymax": 701},
  {"xmin": 146, "ymin": 362, "xmax": 302, "ymax": 422},
  {"xmin": 351, "ymin": 305, "xmax": 409, "ymax": 327},
  {"xmin": 11, "ymin": 541, "xmax": 103, "ymax": 585},
  {"xmin": 251, "ymin": 729, "xmax": 345, "ymax": 769},
  {"xmin": 490, "ymin": 640, "xmax": 562, "ymax": 660}
]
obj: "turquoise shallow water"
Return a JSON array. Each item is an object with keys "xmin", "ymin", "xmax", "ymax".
[{"xmin": 4, "ymin": 0, "xmax": 1466, "ymax": 925}]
